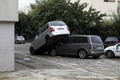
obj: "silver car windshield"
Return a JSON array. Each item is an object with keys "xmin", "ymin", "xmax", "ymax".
[{"xmin": 50, "ymin": 21, "xmax": 66, "ymax": 26}]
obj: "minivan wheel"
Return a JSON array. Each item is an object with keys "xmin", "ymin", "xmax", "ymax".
[
  {"xmin": 78, "ymin": 50, "xmax": 88, "ymax": 59},
  {"xmin": 30, "ymin": 47, "xmax": 36, "ymax": 55},
  {"xmin": 50, "ymin": 48, "xmax": 57, "ymax": 56},
  {"xmin": 106, "ymin": 51, "xmax": 114, "ymax": 59}
]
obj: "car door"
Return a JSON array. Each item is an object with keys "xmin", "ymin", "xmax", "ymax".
[
  {"xmin": 56, "ymin": 37, "xmax": 75, "ymax": 56},
  {"xmin": 115, "ymin": 44, "xmax": 120, "ymax": 56},
  {"xmin": 32, "ymin": 26, "xmax": 46, "ymax": 50}
]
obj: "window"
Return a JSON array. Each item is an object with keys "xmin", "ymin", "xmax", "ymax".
[
  {"xmin": 118, "ymin": 6, "xmax": 120, "ymax": 13},
  {"xmin": 34, "ymin": 31, "xmax": 39, "ymax": 40},
  {"xmin": 91, "ymin": 37, "xmax": 102, "ymax": 43},
  {"xmin": 39, "ymin": 23, "xmax": 48, "ymax": 35},
  {"xmin": 105, "ymin": 37, "xmax": 118, "ymax": 41},
  {"xmin": 71, "ymin": 37, "xmax": 88, "ymax": 43},
  {"xmin": 59, "ymin": 37, "xmax": 70, "ymax": 43},
  {"xmin": 104, "ymin": 0, "xmax": 115, "ymax": 2},
  {"xmin": 50, "ymin": 21, "xmax": 66, "ymax": 26}
]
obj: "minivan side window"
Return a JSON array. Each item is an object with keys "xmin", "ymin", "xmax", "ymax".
[
  {"xmin": 60, "ymin": 37, "xmax": 70, "ymax": 43},
  {"xmin": 71, "ymin": 37, "xmax": 88, "ymax": 43}
]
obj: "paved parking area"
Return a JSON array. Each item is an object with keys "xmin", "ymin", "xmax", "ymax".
[{"xmin": 0, "ymin": 43, "xmax": 120, "ymax": 80}]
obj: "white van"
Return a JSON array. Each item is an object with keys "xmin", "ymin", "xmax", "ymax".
[{"xmin": 30, "ymin": 21, "xmax": 70, "ymax": 55}]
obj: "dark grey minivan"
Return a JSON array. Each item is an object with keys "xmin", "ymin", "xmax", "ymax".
[{"xmin": 49, "ymin": 35, "xmax": 104, "ymax": 59}]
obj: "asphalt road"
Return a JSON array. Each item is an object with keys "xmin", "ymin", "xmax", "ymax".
[{"xmin": 1, "ymin": 43, "xmax": 120, "ymax": 80}]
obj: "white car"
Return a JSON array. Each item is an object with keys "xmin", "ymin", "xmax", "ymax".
[
  {"xmin": 30, "ymin": 21, "xmax": 70, "ymax": 55},
  {"xmin": 104, "ymin": 43, "xmax": 120, "ymax": 58}
]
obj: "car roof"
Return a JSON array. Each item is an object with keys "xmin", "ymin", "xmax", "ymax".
[
  {"xmin": 106, "ymin": 36, "xmax": 120, "ymax": 38},
  {"xmin": 68, "ymin": 35, "xmax": 99, "ymax": 37},
  {"xmin": 49, "ymin": 21, "xmax": 63, "ymax": 23}
]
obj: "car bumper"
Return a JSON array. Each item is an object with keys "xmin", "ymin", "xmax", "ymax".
[
  {"xmin": 104, "ymin": 44, "xmax": 116, "ymax": 48},
  {"xmin": 15, "ymin": 40, "xmax": 25, "ymax": 44},
  {"xmin": 89, "ymin": 50, "xmax": 104, "ymax": 56}
]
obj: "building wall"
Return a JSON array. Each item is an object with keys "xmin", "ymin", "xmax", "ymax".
[
  {"xmin": 0, "ymin": 0, "xmax": 18, "ymax": 71},
  {"xmin": 91, "ymin": 0, "xmax": 117, "ymax": 15},
  {"xmin": 0, "ymin": 22, "xmax": 14, "ymax": 71},
  {"xmin": 0, "ymin": 0, "xmax": 18, "ymax": 21},
  {"xmin": 71, "ymin": 0, "xmax": 118, "ymax": 19}
]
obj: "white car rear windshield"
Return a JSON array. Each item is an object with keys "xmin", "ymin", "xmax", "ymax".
[{"xmin": 50, "ymin": 21, "xmax": 66, "ymax": 26}]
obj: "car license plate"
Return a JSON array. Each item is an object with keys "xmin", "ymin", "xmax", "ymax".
[
  {"xmin": 97, "ymin": 47, "xmax": 102, "ymax": 49},
  {"xmin": 57, "ymin": 28, "xmax": 64, "ymax": 30}
]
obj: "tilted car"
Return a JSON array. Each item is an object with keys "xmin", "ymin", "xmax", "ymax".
[
  {"xmin": 104, "ymin": 43, "xmax": 120, "ymax": 59},
  {"xmin": 30, "ymin": 21, "xmax": 70, "ymax": 55},
  {"xmin": 49, "ymin": 35, "xmax": 104, "ymax": 59}
]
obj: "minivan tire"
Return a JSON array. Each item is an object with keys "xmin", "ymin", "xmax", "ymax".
[
  {"xmin": 50, "ymin": 48, "xmax": 57, "ymax": 56},
  {"xmin": 30, "ymin": 47, "xmax": 36, "ymax": 55},
  {"xmin": 106, "ymin": 51, "xmax": 114, "ymax": 59},
  {"xmin": 78, "ymin": 50, "xmax": 88, "ymax": 59}
]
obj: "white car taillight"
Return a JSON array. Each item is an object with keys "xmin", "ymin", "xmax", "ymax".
[
  {"xmin": 67, "ymin": 27, "xmax": 69, "ymax": 31},
  {"xmin": 50, "ymin": 27, "xmax": 55, "ymax": 32}
]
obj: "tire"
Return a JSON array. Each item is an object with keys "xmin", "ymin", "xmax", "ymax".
[
  {"xmin": 30, "ymin": 47, "xmax": 36, "ymax": 55},
  {"xmin": 106, "ymin": 51, "xmax": 114, "ymax": 59},
  {"xmin": 78, "ymin": 50, "xmax": 88, "ymax": 59},
  {"xmin": 50, "ymin": 48, "xmax": 57, "ymax": 56}
]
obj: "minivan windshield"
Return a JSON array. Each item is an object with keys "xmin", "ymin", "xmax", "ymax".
[
  {"xmin": 50, "ymin": 21, "xmax": 66, "ymax": 26},
  {"xmin": 91, "ymin": 36, "xmax": 102, "ymax": 43}
]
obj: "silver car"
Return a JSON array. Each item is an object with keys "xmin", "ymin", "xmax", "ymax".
[
  {"xmin": 15, "ymin": 36, "xmax": 25, "ymax": 44},
  {"xmin": 30, "ymin": 21, "xmax": 70, "ymax": 55},
  {"xmin": 49, "ymin": 35, "xmax": 104, "ymax": 59}
]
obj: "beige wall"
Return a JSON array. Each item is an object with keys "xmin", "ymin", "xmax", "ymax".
[
  {"xmin": 0, "ymin": 0, "xmax": 18, "ymax": 21},
  {"xmin": 71, "ymin": 0, "xmax": 118, "ymax": 19},
  {"xmin": 91, "ymin": 0, "xmax": 117, "ymax": 15}
]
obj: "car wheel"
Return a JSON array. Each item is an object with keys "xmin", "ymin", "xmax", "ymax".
[
  {"xmin": 30, "ymin": 47, "xmax": 36, "ymax": 55},
  {"xmin": 50, "ymin": 48, "xmax": 57, "ymax": 56},
  {"xmin": 106, "ymin": 51, "xmax": 114, "ymax": 59},
  {"xmin": 78, "ymin": 50, "xmax": 88, "ymax": 59}
]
